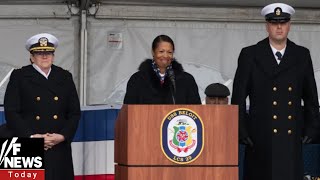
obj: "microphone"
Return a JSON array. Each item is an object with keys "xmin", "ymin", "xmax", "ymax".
[
  {"xmin": 167, "ymin": 69, "xmax": 176, "ymax": 93},
  {"xmin": 167, "ymin": 69, "xmax": 176, "ymax": 104}
]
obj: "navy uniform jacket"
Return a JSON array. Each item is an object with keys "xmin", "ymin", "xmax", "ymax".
[
  {"xmin": 4, "ymin": 64, "xmax": 81, "ymax": 180},
  {"xmin": 231, "ymin": 38, "xmax": 320, "ymax": 180}
]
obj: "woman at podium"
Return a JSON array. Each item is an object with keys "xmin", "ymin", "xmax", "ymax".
[{"xmin": 124, "ymin": 35, "xmax": 201, "ymax": 104}]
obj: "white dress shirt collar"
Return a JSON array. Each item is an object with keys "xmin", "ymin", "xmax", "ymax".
[
  {"xmin": 32, "ymin": 64, "xmax": 51, "ymax": 79},
  {"xmin": 270, "ymin": 44, "xmax": 286, "ymax": 65}
]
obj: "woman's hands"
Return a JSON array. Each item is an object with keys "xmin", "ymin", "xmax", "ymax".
[{"xmin": 31, "ymin": 133, "xmax": 65, "ymax": 150}]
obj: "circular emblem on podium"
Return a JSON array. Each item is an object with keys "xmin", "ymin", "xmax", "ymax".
[{"xmin": 161, "ymin": 108, "xmax": 204, "ymax": 164}]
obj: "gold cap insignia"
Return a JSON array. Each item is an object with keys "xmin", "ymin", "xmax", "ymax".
[
  {"xmin": 39, "ymin": 37, "xmax": 48, "ymax": 47},
  {"xmin": 275, "ymin": 8, "xmax": 281, "ymax": 16}
]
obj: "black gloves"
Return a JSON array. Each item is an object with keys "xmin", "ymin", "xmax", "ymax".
[
  {"xmin": 302, "ymin": 136, "xmax": 313, "ymax": 144},
  {"xmin": 240, "ymin": 136, "xmax": 254, "ymax": 148}
]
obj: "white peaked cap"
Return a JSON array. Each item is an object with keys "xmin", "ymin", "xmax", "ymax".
[
  {"xmin": 261, "ymin": 3, "xmax": 295, "ymax": 22},
  {"xmin": 25, "ymin": 33, "xmax": 58, "ymax": 52}
]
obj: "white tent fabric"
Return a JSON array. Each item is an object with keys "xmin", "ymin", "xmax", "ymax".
[
  {"xmin": 86, "ymin": 19, "xmax": 320, "ymax": 105},
  {"xmin": 0, "ymin": 4, "xmax": 319, "ymax": 106}
]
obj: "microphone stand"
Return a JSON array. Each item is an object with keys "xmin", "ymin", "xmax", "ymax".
[
  {"xmin": 168, "ymin": 69, "xmax": 176, "ymax": 104},
  {"xmin": 170, "ymin": 84, "xmax": 176, "ymax": 104}
]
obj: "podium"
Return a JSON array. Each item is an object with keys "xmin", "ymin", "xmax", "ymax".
[{"xmin": 115, "ymin": 105, "xmax": 238, "ymax": 180}]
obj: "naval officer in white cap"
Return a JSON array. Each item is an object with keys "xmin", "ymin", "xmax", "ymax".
[
  {"xmin": 4, "ymin": 33, "xmax": 80, "ymax": 180},
  {"xmin": 231, "ymin": 3, "xmax": 320, "ymax": 180}
]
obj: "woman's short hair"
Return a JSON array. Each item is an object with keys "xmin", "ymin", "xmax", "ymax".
[{"xmin": 152, "ymin": 35, "xmax": 175, "ymax": 52}]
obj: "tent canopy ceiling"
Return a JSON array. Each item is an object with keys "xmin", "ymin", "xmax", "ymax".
[
  {"xmin": 1, "ymin": 0, "xmax": 320, "ymax": 8},
  {"xmin": 0, "ymin": 0, "xmax": 76, "ymax": 4},
  {"xmin": 99, "ymin": 0, "xmax": 320, "ymax": 8}
]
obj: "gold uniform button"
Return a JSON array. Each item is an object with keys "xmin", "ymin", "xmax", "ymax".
[
  {"xmin": 273, "ymin": 115, "xmax": 277, "ymax": 120},
  {"xmin": 288, "ymin": 101, "xmax": 292, "ymax": 106},
  {"xmin": 288, "ymin": 130, "xmax": 292, "ymax": 135},
  {"xmin": 54, "ymin": 96, "xmax": 59, "ymax": 101},
  {"xmin": 288, "ymin": 115, "xmax": 292, "ymax": 120},
  {"xmin": 53, "ymin": 115, "xmax": 58, "ymax": 120},
  {"xmin": 36, "ymin": 97, "xmax": 41, "ymax": 101},
  {"xmin": 273, "ymin": 129, "xmax": 278, "ymax": 133},
  {"xmin": 288, "ymin": 87, "xmax": 292, "ymax": 91},
  {"xmin": 273, "ymin": 101, "xmax": 277, "ymax": 106},
  {"xmin": 35, "ymin": 116, "xmax": 40, "ymax": 120},
  {"xmin": 273, "ymin": 87, "xmax": 277, "ymax": 91}
]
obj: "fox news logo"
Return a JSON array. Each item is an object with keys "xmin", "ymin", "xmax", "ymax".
[{"xmin": 0, "ymin": 137, "xmax": 44, "ymax": 180}]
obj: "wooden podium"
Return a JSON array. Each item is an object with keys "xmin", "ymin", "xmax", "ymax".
[{"xmin": 115, "ymin": 105, "xmax": 238, "ymax": 180}]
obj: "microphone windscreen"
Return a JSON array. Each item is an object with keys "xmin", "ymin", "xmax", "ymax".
[{"xmin": 168, "ymin": 69, "xmax": 175, "ymax": 79}]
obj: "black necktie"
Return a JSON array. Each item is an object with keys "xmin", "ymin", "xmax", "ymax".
[{"xmin": 275, "ymin": 51, "xmax": 282, "ymax": 60}]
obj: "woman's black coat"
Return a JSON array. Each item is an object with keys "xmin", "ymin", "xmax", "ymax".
[
  {"xmin": 4, "ymin": 64, "xmax": 81, "ymax": 180},
  {"xmin": 124, "ymin": 59, "xmax": 201, "ymax": 104}
]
